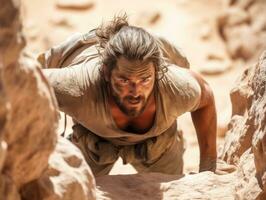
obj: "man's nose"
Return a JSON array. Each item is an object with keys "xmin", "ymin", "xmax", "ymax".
[{"xmin": 129, "ymin": 82, "xmax": 139, "ymax": 97}]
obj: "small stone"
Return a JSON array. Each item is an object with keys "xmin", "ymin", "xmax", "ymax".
[
  {"xmin": 55, "ymin": 0, "xmax": 94, "ymax": 10},
  {"xmin": 199, "ymin": 24, "xmax": 212, "ymax": 40},
  {"xmin": 149, "ymin": 13, "xmax": 161, "ymax": 25},
  {"xmin": 135, "ymin": 11, "xmax": 161, "ymax": 26},
  {"xmin": 199, "ymin": 55, "xmax": 232, "ymax": 75},
  {"xmin": 49, "ymin": 14, "xmax": 73, "ymax": 28}
]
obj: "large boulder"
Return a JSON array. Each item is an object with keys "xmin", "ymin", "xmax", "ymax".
[
  {"xmin": 21, "ymin": 137, "xmax": 96, "ymax": 200},
  {"xmin": 220, "ymin": 52, "xmax": 266, "ymax": 168},
  {"xmin": 96, "ymin": 151, "xmax": 260, "ymax": 200},
  {"xmin": 2, "ymin": 54, "xmax": 59, "ymax": 188},
  {"xmin": 0, "ymin": 1, "xmax": 97, "ymax": 199},
  {"xmin": 250, "ymin": 52, "xmax": 266, "ymax": 192},
  {"xmin": 0, "ymin": 0, "xmax": 59, "ymax": 186}
]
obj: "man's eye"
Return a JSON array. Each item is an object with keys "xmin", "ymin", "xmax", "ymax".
[
  {"xmin": 118, "ymin": 78, "xmax": 129, "ymax": 84},
  {"xmin": 142, "ymin": 77, "xmax": 151, "ymax": 83}
]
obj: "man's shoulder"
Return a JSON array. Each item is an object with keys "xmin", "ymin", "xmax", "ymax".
[
  {"xmin": 163, "ymin": 65, "xmax": 198, "ymax": 88},
  {"xmin": 157, "ymin": 64, "xmax": 201, "ymax": 116},
  {"xmin": 38, "ymin": 31, "xmax": 99, "ymax": 69}
]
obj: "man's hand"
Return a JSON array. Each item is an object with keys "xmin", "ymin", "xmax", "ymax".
[
  {"xmin": 215, "ymin": 159, "xmax": 237, "ymax": 175},
  {"xmin": 199, "ymin": 157, "xmax": 237, "ymax": 175}
]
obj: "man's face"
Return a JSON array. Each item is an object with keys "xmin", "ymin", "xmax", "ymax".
[{"xmin": 109, "ymin": 57, "xmax": 156, "ymax": 118}]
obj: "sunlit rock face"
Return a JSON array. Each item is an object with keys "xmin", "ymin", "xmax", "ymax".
[
  {"xmin": 21, "ymin": 137, "xmax": 96, "ymax": 200},
  {"xmin": 217, "ymin": 0, "xmax": 266, "ymax": 62},
  {"xmin": 0, "ymin": 1, "xmax": 96, "ymax": 199}
]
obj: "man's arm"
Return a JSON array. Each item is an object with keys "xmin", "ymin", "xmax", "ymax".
[
  {"xmin": 189, "ymin": 71, "xmax": 217, "ymax": 172},
  {"xmin": 42, "ymin": 67, "xmax": 87, "ymax": 115}
]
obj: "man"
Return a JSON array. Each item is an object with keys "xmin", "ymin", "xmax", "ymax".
[{"xmin": 40, "ymin": 15, "xmax": 218, "ymax": 176}]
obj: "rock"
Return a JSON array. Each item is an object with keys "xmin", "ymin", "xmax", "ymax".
[
  {"xmin": 0, "ymin": 141, "xmax": 7, "ymax": 171},
  {"xmin": 220, "ymin": 51, "xmax": 266, "ymax": 197},
  {"xmin": 220, "ymin": 113, "xmax": 252, "ymax": 165},
  {"xmin": 49, "ymin": 14, "xmax": 74, "ymax": 28},
  {"xmin": 224, "ymin": 24, "xmax": 260, "ymax": 60},
  {"xmin": 249, "ymin": 52, "xmax": 266, "ymax": 191},
  {"xmin": 148, "ymin": 13, "xmax": 161, "ymax": 25},
  {"xmin": 248, "ymin": 1, "xmax": 266, "ymax": 32},
  {"xmin": 96, "ymin": 169, "xmax": 260, "ymax": 199},
  {"xmin": 0, "ymin": 175, "xmax": 20, "ymax": 200},
  {"xmin": 199, "ymin": 23, "xmax": 212, "ymax": 40},
  {"xmin": 21, "ymin": 137, "xmax": 96, "ymax": 200},
  {"xmin": 199, "ymin": 54, "xmax": 232, "ymax": 75},
  {"xmin": 217, "ymin": 0, "xmax": 266, "ymax": 61},
  {"xmin": 0, "ymin": 69, "xmax": 8, "ymax": 134},
  {"xmin": 237, "ymin": 0, "xmax": 256, "ymax": 10},
  {"xmin": 199, "ymin": 60, "xmax": 232, "ymax": 75},
  {"xmin": 2, "ymin": 53, "xmax": 59, "ymax": 188},
  {"xmin": 0, "ymin": 0, "xmax": 25, "ymax": 67},
  {"xmin": 218, "ymin": 7, "xmax": 250, "ymax": 29},
  {"xmin": 1, "ymin": 0, "xmax": 59, "ymax": 189},
  {"xmin": 55, "ymin": 0, "xmax": 94, "ymax": 10},
  {"xmin": 221, "ymin": 51, "xmax": 266, "ymax": 168},
  {"xmin": 135, "ymin": 11, "xmax": 162, "ymax": 27},
  {"xmin": 230, "ymin": 65, "xmax": 255, "ymax": 116},
  {"xmin": 229, "ymin": 0, "xmax": 256, "ymax": 10},
  {"xmin": 235, "ymin": 149, "xmax": 262, "ymax": 199}
]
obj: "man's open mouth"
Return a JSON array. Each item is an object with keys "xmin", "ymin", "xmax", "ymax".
[{"xmin": 126, "ymin": 97, "xmax": 141, "ymax": 104}]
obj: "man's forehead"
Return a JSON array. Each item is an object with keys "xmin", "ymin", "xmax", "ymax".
[{"xmin": 114, "ymin": 57, "xmax": 155, "ymax": 76}]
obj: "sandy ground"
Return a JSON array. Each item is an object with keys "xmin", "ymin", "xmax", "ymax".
[{"xmin": 21, "ymin": 0, "xmax": 247, "ymax": 174}]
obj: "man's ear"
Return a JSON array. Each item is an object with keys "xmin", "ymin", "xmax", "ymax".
[{"xmin": 102, "ymin": 65, "xmax": 110, "ymax": 82}]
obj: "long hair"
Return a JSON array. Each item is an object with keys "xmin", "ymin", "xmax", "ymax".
[{"xmin": 95, "ymin": 14, "xmax": 168, "ymax": 80}]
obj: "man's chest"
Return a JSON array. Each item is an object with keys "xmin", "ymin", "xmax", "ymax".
[{"xmin": 111, "ymin": 104, "xmax": 156, "ymax": 134}]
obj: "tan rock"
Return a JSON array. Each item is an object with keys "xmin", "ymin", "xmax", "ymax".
[
  {"xmin": 49, "ymin": 14, "xmax": 74, "ymax": 28},
  {"xmin": 230, "ymin": 65, "xmax": 255, "ymax": 116},
  {"xmin": 235, "ymin": 149, "xmax": 262, "ymax": 199},
  {"xmin": 0, "ymin": 175, "xmax": 20, "ymax": 200},
  {"xmin": 96, "ymin": 168, "xmax": 260, "ymax": 199},
  {"xmin": 224, "ymin": 24, "xmax": 259, "ymax": 60},
  {"xmin": 217, "ymin": 0, "xmax": 266, "ymax": 61},
  {"xmin": 0, "ymin": 69, "xmax": 8, "ymax": 134},
  {"xmin": 199, "ymin": 59, "xmax": 232, "ymax": 75},
  {"xmin": 248, "ymin": 0, "xmax": 266, "ymax": 32},
  {"xmin": 0, "ymin": 0, "xmax": 58, "ymax": 189},
  {"xmin": 0, "ymin": 0, "xmax": 25, "ymax": 67},
  {"xmin": 221, "ymin": 51, "xmax": 266, "ymax": 197},
  {"xmin": 230, "ymin": 0, "xmax": 256, "ymax": 10},
  {"xmin": 2, "ymin": 53, "xmax": 59, "ymax": 188},
  {"xmin": 21, "ymin": 137, "xmax": 96, "ymax": 200},
  {"xmin": 0, "ymin": 141, "xmax": 7, "ymax": 171},
  {"xmin": 218, "ymin": 7, "xmax": 250, "ymax": 28},
  {"xmin": 199, "ymin": 23, "xmax": 212, "ymax": 40},
  {"xmin": 135, "ymin": 11, "xmax": 162, "ymax": 27},
  {"xmin": 249, "ymin": 52, "xmax": 266, "ymax": 191},
  {"xmin": 55, "ymin": 0, "xmax": 94, "ymax": 10}
]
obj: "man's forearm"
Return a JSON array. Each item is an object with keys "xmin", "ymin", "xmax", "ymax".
[{"xmin": 191, "ymin": 99, "xmax": 217, "ymax": 172}]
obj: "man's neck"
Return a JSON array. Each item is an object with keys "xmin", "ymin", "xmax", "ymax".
[{"xmin": 108, "ymin": 93, "xmax": 156, "ymax": 134}]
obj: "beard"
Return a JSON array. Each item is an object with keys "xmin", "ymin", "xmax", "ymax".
[{"xmin": 112, "ymin": 92, "xmax": 150, "ymax": 118}]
